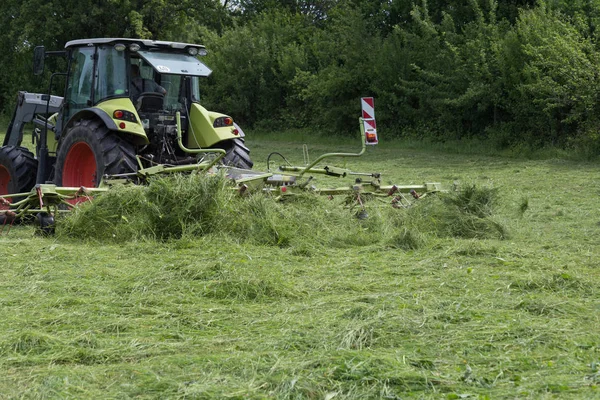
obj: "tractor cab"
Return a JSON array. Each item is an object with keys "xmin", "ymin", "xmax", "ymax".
[{"xmin": 59, "ymin": 39, "xmax": 212, "ymax": 140}]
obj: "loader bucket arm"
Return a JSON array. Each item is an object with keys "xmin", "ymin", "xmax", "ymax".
[{"xmin": 4, "ymin": 91, "xmax": 63, "ymax": 147}]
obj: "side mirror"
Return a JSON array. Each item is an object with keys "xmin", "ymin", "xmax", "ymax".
[{"xmin": 33, "ymin": 46, "xmax": 45, "ymax": 75}]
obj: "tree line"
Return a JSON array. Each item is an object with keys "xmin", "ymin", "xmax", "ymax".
[{"xmin": 1, "ymin": 0, "xmax": 599, "ymax": 153}]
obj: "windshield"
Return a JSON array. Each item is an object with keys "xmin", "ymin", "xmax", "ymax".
[{"xmin": 137, "ymin": 51, "xmax": 212, "ymax": 77}]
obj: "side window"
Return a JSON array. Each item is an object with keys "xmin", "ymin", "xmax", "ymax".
[
  {"xmin": 161, "ymin": 74, "xmax": 182, "ymax": 110},
  {"xmin": 64, "ymin": 47, "xmax": 95, "ymax": 124},
  {"xmin": 191, "ymin": 77, "xmax": 201, "ymax": 103},
  {"xmin": 131, "ymin": 59, "xmax": 155, "ymax": 81},
  {"xmin": 95, "ymin": 45, "xmax": 128, "ymax": 102},
  {"xmin": 139, "ymin": 63, "xmax": 154, "ymax": 80}
]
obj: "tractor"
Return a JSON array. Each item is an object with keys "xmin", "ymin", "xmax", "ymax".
[
  {"xmin": 0, "ymin": 38, "xmax": 252, "ymax": 206},
  {"xmin": 0, "ymin": 39, "xmax": 443, "ymax": 234}
]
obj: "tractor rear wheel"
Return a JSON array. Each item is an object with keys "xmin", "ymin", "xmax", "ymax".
[
  {"xmin": 214, "ymin": 138, "xmax": 253, "ymax": 169},
  {"xmin": 55, "ymin": 119, "xmax": 137, "ymax": 188},
  {"xmin": 0, "ymin": 146, "xmax": 37, "ymax": 210}
]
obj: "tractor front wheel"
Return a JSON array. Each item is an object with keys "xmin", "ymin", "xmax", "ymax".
[
  {"xmin": 55, "ymin": 119, "xmax": 137, "ymax": 188},
  {"xmin": 0, "ymin": 146, "xmax": 37, "ymax": 210}
]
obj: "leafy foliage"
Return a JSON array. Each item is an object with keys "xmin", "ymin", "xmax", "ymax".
[{"xmin": 2, "ymin": 0, "xmax": 600, "ymax": 154}]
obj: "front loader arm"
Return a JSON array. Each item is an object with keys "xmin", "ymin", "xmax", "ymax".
[{"xmin": 3, "ymin": 91, "xmax": 63, "ymax": 147}]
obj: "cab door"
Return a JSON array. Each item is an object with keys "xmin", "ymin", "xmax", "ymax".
[{"xmin": 62, "ymin": 46, "xmax": 96, "ymax": 128}]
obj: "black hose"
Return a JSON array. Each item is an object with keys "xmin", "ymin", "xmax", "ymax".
[{"xmin": 266, "ymin": 152, "xmax": 292, "ymax": 172}]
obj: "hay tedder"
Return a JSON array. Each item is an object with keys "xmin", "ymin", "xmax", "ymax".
[{"xmin": 0, "ymin": 38, "xmax": 441, "ymax": 234}]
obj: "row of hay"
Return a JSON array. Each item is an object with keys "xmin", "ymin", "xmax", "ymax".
[{"xmin": 58, "ymin": 174, "xmax": 507, "ymax": 248}]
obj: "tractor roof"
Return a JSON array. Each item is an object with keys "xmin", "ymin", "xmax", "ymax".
[{"xmin": 64, "ymin": 38, "xmax": 206, "ymax": 52}]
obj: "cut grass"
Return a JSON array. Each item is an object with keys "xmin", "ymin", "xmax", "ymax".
[
  {"xmin": 57, "ymin": 174, "xmax": 505, "ymax": 251},
  {"xmin": 1, "ymin": 131, "xmax": 599, "ymax": 398}
]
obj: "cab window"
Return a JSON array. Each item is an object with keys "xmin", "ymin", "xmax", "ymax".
[
  {"xmin": 95, "ymin": 45, "xmax": 128, "ymax": 102},
  {"xmin": 64, "ymin": 47, "xmax": 95, "ymax": 124}
]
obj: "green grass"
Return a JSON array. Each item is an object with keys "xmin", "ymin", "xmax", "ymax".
[{"xmin": 1, "ymin": 129, "xmax": 600, "ymax": 398}]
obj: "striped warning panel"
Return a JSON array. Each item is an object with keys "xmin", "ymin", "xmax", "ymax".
[
  {"xmin": 361, "ymin": 97, "xmax": 375, "ymax": 119},
  {"xmin": 361, "ymin": 97, "xmax": 378, "ymax": 145}
]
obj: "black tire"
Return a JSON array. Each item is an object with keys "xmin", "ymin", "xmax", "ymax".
[
  {"xmin": 54, "ymin": 119, "xmax": 137, "ymax": 187},
  {"xmin": 0, "ymin": 146, "xmax": 38, "ymax": 204},
  {"xmin": 213, "ymin": 138, "xmax": 253, "ymax": 169},
  {"xmin": 36, "ymin": 212, "xmax": 55, "ymax": 235}
]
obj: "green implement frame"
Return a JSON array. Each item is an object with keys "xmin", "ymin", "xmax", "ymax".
[{"xmin": 0, "ymin": 118, "xmax": 443, "ymax": 234}]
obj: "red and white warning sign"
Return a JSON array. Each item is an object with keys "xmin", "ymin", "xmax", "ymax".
[{"xmin": 361, "ymin": 97, "xmax": 378, "ymax": 145}]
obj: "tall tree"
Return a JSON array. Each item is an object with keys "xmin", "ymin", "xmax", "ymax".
[
  {"xmin": 0, "ymin": 0, "xmax": 228, "ymax": 113},
  {"xmin": 201, "ymin": 9, "xmax": 311, "ymax": 127},
  {"xmin": 499, "ymin": 2, "xmax": 600, "ymax": 145}
]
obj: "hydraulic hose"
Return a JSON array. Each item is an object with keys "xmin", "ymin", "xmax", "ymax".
[
  {"xmin": 296, "ymin": 118, "xmax": 367, "ymax": 178},
  {"xmin": 175, "ymin": 111, "xmax": 226, "ymax": 170}
]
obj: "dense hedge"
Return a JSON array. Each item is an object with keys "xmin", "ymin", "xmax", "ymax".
[{"xmin": 1, "ymin": 0, "xmax": 599, "ymax": 154}]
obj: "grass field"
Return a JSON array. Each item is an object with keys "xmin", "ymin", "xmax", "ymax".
[{"xmin": 1, "ymin": 129, "xmax": 599, "ymax": 399}]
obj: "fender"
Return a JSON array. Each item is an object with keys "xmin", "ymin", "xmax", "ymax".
[
  {"xmin": 62, "ymin": 98, "xmax": 149, "ymax": 145},
  {"xmin": 186, "ymin": 103, "xmax": 241, "ymax": 149}
]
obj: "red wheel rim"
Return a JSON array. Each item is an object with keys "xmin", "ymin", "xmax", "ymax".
[
  {"xmin": 0, "ymin": 165, "xmax": 11, "ymax": 210},
  {"xmin": 62, "ymin": 142, "xmax": 97, "ymax": 205},
  {"xmin": 63, "ymin": 142, "xmax": 97, "ymax": 187}
]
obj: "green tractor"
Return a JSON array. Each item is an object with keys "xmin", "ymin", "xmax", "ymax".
[{"xmin": 0, "ymin": 38, "xmax": 252, "ymax": 205}]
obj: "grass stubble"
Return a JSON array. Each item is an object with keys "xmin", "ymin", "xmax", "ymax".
[{"xmin": 0, "ymin": 135, "xmax": 599, "ymax": 399}]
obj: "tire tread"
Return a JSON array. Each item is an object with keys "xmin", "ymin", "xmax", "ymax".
[{"xmin": 0, "ymin": 146, "xmax": 37, "ymax": 193}]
